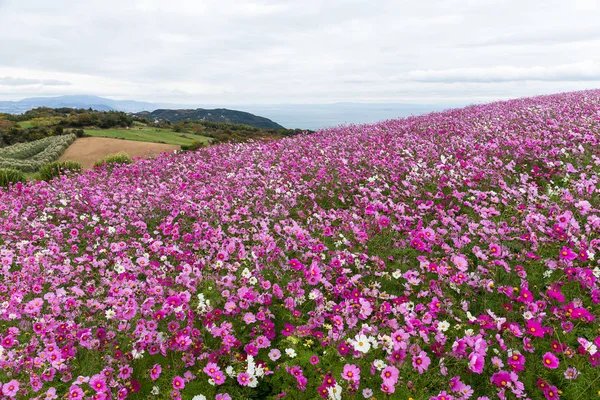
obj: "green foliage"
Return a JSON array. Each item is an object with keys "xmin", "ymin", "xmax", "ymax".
[
  {"xmin": 37, "ymin": 160, "xmax": 82, "ymax": 181},
  {"xmin": 0, "ymin": 168, "xmax": 26, "ymax": 187},
  {"xmin": 93, "ymin": 152, "xmax": 133, "ymax": 168},
  {"xmin": 0, "ymin": 134, "xmax": 76, "ymax": 172},
  {"xmin": 180, "ymin": 141, "xmax": 206, "ymax": 151},
  {"xmin": 0, "ymin": 108, "xmax": 133, "ymax": 147}
]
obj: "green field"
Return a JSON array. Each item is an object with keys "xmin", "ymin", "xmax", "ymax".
[{"xmin": 84, "ymin": 127, "xmax": 212, "ymax": 146}]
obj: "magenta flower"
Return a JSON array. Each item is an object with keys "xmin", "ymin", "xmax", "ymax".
[
  {"xmin": 468, "ymin": 352, "xmax": 485, "ymax": 374},
  {"xmin": 412, "ymin": 351, "xmax": 431, "ymax": 374},
  {"xmin": 118, "ymin": 365, "xmax": 132, "ymax": 380},
  {"xmin": 526, "ymin": 319, "xmax": 545, "ymax": 338},
  {"xmin": 172, "ymin": 376, "xmax": 185, "ymax": 390},
  {"xmin": 281, "ymin": 323, "xmax": 295, "ymax": 336},
  {"xmin": 237, "ymin": 372, "xmax": 250, "ymax": 386},
  {"xmin": 490, "ymin": 371, "xmax": 512, "ymax": 388},
  {"xmin": 337, "ymin": 341, "xmax": 350, "ymax": 356},
  {"xmin": 213, "ymin": 372, "xmax": 226, "ymax": 385},
  {"xmin": 89, "ymin": 375, "xmax": 106, "ymax": 392},
  {"xmin": 68, "ymin": 385, "xmax": 84, "ymax": 399},
  {"xmin": 204, "ymin": 362, "xmax": 220, "ymax": 377},
  {"xmin": 542, "ymin": 352, "xmax": 560, "ymax": 369},
  {"xmin": 150, "ymin": 364, "xmax": 162, "ymax": 380},
  {"xmin": 559, "ymin": 246, "xmax": 577, "ymax": 261},
  {"xmin": 544, "ymin": 386, "xmax": 560, "ymax": 399},
  {"xmin": 310, "ymin": 355, "xmax": 320, "ymax": 365},
  {"xmin": 216, "ymin": 394, "xmax": 232, "ymax": 400}
]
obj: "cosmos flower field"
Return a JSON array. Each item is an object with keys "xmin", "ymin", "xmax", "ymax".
[{"xmin": 1, "ymin": 90, "xmax": 600, "ymax": 400}]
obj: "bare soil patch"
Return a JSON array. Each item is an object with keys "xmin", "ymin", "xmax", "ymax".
[{"xmin": 59, "ymin": 137, "xmax": 179, "ymax": 170}]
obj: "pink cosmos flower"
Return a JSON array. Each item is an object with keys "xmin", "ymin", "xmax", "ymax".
[
  {"xmin": 542, "ymin": 352, "xmax": 560, "ymax": 369},
  {"xmin": 68, "ymin": 385, "xmax": 84, "ymax": 399},
  {"xmin": 216, "ymin": 394, "xmax": 232, "ymax": 400},
  {"xmin": 118, "ymin": 365, "xmax": 132, "ymax": 380},
  {"xmin": 44, "ymin": 388, "xmax": 57, "ymax": 400},
  {"xmin": 310, "ymin": 355, "xmax": 320, "ymax": 365},
  {"xmin": 2, "ymin": 380, "xmax": 19, "ymax": 397},
  {"xmin": 380, "ymin": 365, "xmax": 399, "ymax": 384},
  {"xmin": 268, "ymin": 348, "xmax": 281, "ymax": 361},
  {"xmin": 412, "ymin": 351, "xmax": 431, "ymax": 374},
  {"xmin": 380, "ymin": 382, "xmax": 396, "ymax": 394},
  {"xmin": 342, "ymin": 364, "xmax": 361, "ymax": 382},
  {"xmin": 564, "ymin": 367, "xmax": 579, "ymax": 380}
]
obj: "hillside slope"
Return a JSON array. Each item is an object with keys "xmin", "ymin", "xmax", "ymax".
[
  {"xmin": 135, "ymin": 108, "xmax": 285, "ymax": 129},
  {"xmin": 1, "ymin": 90, "xmax": 600, "ymax": 399}
]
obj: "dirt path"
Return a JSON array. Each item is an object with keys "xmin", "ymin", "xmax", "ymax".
[{"xmin": 59, "ymin": 137, "xmax": 179, "ymax": 170}]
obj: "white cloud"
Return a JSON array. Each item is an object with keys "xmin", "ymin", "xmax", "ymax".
[
  {"xmin": 0, "ymin": 76, "xmax": 71, "ymax": 86},
  {"xmin": 408, "ymin": 62, "xmax": 600, "ymax": 83}
]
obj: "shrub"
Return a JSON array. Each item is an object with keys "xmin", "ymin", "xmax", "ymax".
[
  {"xmin": 73, "ymin": 129, "xmax": 86, "ymax": 138},
  {"xmin": 38, "ymin": 160, "xmax": 82, "ymax": 181},
  {"xmin": 0, "ymin": 168, "xmax": 26, "ymax": 187},
  {"xmin": 93, "ymin": 152, "xmax": 132, "ymax": 168},
  {"xmin": 180, "ymin": 141, "xmax": 206, "ymax": 151}
]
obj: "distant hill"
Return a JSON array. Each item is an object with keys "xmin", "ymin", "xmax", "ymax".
[
  {"xmin": 135, "ymin": 109, "xmax": 285, "ymax": 129},
  {"xmin": 0, "ymin": 96, "xmax": 286, "ymax": 129},
  {"xmin": 0, "ymin": 95, "xmax": 161, "ymax": 113}
]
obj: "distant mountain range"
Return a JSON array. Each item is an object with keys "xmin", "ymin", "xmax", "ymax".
[
  {"xmin": 135, "ymin": 109, "xmax": 284, "ymax": 129},
  {"xmin": 0, "ymin": 95, "xmax": 285, "ymax": 129}
]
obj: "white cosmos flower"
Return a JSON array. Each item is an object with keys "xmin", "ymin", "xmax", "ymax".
[
  {"xmin": 192, "ymin": 396, "xmax": 207, "ymax": 400},
  {"xmin": 327, "ymin": 383, "xmax": 342, "ymax": 400},
  {"xmin": 285, "ymin": 348, "xmax": 297, "ymax": 358},
  {"xmin": 352, "ymin": 334, "xmax": 371, "ymax": 353},
  {"xmin": 373, "ymin": 359, "xmax": 386, "ymax": 370},
  {"xmin": 438, "ymin": 321, "xmax": 450, "ymax": 332},
  {"xmin": 523, "ymin": 311, "xmax": 534, "ymax": 320}
]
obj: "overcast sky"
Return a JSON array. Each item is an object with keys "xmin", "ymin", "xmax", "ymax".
[{"xmin": 1, "ymin": 0, "xmax": 600, "ymax": 105}]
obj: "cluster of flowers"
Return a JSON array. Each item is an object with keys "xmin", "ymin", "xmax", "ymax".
[{"xmin": 0, "ymin": 90, "xmax": 600, "ymax": 398}]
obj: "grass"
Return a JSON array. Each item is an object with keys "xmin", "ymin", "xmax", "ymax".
[
  {"xmin": 18, "ymin": 121, "xmax": 35, "ymax": 129},
  {"xmin": 84, "ymin": 127, "xmax": 212, "ymax": 146}
]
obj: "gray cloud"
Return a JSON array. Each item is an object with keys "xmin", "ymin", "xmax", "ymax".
[
  {"xmin": 0, "ymin": 76, "xmax": 71, "ymax": 86},
  {"xmin": 0, "ymin": 0, "xmax": 599, "ymax": 104}
]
